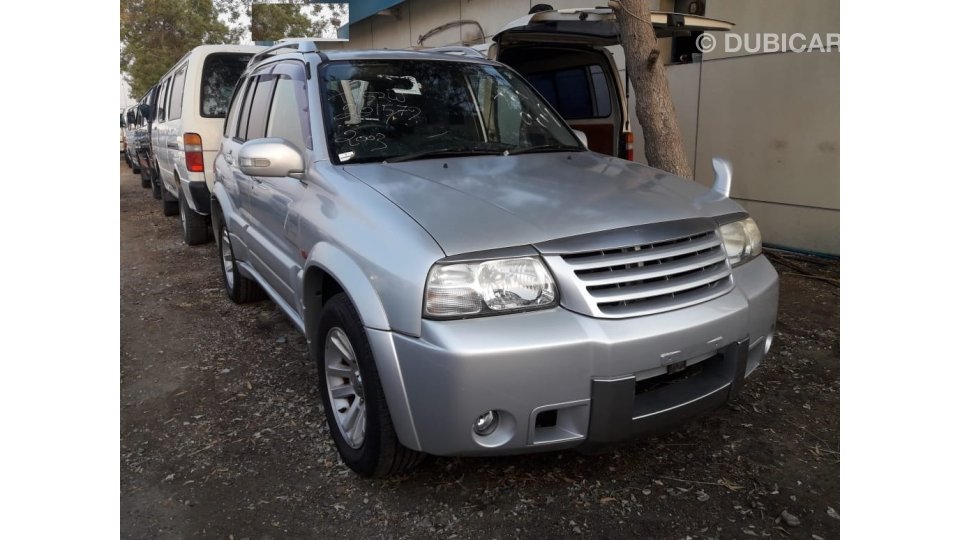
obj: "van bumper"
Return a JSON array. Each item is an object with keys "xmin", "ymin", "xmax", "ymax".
[
  {"xmin": 179, "ymin": 178, "xmax": 211, "ymax": 215},
  {"xmin": 369, "ymin": 256, "xmax": 779, "ymax": 456}
]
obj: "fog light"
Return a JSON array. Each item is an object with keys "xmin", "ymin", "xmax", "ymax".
[
  {"xmin": 473, "ymin": 410, "xmax": 499, "ymax": 436},
  {"xmin": 764, "ymin": 333, "xmax": 774, "ymax": 354}
]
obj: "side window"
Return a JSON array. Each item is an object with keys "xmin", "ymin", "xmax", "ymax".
[
  {"xmin": 243, "ymin": 75, "xmax": 277, "ymax": 141},
  {"xmin": 148, "ymin": 87, "xmax": 158, "ymax": 122},
  {"xmin": 224, "ymin": 78, "xmax": 248, "ymax": 137},
  {"xmin": 157, "ymin": 78, "xmax": 169, "ymax": 122},
  {"xmin": 266, "ymin": 65, "xmax": 311, "ymax": 150},
  {"xmin": 168, "ymin": 66, "xmax": 187, "ymax": 120},
  {"xmin": 233, "ymin": 77, "xmax": 255, "ymax": 141}
]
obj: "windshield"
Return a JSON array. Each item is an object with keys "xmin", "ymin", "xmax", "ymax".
[{"xmin": 319, "ymin": 60, "xmax": 582, "ymax": 164}]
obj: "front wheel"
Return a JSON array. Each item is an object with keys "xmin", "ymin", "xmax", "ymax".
[{"xmin": 317, "ymin": 293, "xmax": 423, "ymax": 477}]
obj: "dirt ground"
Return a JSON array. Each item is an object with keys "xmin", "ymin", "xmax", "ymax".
[{"xmin": 120, "ymin": 161, "xmax": 840, "ymax": 539}]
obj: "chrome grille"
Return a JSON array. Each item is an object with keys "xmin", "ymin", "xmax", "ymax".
[{"xmin": 543, "ymin": 226, "xmax": 734, "ymax": 318}]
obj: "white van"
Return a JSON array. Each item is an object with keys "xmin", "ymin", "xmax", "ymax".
[
  {"xmin": 486, "ymin": 7, "xmax": 732, "ymax": 160},
  {"xmin": 151, "ymin": 44, "xmax": 265, "ymax": 244}
]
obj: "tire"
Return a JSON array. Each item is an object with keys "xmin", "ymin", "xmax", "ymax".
[
  {"xmin": 215, "ymin": 216, "xmax": 265, "ymax": 303},
  {"xmin": 178, "ymin": 185, "xmax": 210, "ymax": 245},
  {"xmin": 317, "ymin": 293, "xmax": 423, "ymax": 477}
]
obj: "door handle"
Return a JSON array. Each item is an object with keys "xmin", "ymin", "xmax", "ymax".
[{"xmin": 167, "ymin": 142, "xmax": 179, "ymax": 150}]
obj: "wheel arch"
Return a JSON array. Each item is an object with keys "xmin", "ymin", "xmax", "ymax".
[
  {"xmin": 301, "ymin": 248, "xmax": 422, "ymax": 451},
  {"xmin": 210, "ymin": 183, "xmax": 238, "ymax": 232},
  {"xmin": 301, "ymin": 246, "xmax": 390, "ymax": 333}
]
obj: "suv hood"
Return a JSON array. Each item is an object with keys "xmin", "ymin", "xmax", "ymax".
[{"xmin": 344, "ymin": 152, "xmax": 743, "ymax": 256}]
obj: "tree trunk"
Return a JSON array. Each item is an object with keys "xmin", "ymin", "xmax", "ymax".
[{"xmin": 610, "ymin": 0, "xmax": 693, "ymax": 178}]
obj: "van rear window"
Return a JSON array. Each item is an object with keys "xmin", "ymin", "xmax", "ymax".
[
  {"xmin": 527, "ymin": 64, "xmax": 611, "ymax": 120},
  {"xmin": 201, "ymin": 54, "xmax": 253, "ymax": 118}
]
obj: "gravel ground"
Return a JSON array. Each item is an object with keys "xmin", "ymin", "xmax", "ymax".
[{"xmin": 120, "ymin": 161, "xmax": 840, "ymax": 539}]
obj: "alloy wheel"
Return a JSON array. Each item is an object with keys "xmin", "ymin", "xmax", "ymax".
[{"xmin": 324, "ymin": 327, "xmax": 366, "ymax": 449}]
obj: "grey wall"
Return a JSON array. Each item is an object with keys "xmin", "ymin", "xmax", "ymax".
[{"xmin": 332, "ymin": 0, "xmax": 840, "ymax": 255}]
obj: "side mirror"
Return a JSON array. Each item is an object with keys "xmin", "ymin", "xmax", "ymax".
[
  {"xmin": 138, "ymin": 103, "xmax": 151, "ymax": 120},
  {"xmin": 711, "ymin": 157, "xmax": 732, "ymax": 197},
  {"xmin": 238, "ymin": 138, "xmax": 304, "ymax": 178},
  {"xmin": 572, "ymin": 129, "xmax": 589, "ymax": 149}
]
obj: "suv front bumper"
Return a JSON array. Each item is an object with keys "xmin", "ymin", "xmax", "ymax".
[{"xmin": 368, "ymin": 255, "xmax": 779, "ymax": 456}]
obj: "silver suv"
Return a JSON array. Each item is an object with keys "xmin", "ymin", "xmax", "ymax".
[{"xmin": 212, "ymin": 41, "xmax": 779, "ymax": 477}]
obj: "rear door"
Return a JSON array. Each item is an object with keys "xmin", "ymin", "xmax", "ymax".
[{"xmin": 198, "ymin": 53, "xmax": 255, "ymax": 188}]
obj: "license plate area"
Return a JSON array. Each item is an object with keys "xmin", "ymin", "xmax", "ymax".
[{"xmin": 635, "ymin": 353, "xmax": 718, "ymax": 396}]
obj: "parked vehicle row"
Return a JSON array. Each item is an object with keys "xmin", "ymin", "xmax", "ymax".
[
  {"xmin": 133, "ymin": 85, "xmax": 161, "ymax": 198},
  {"xmin": 121, "ymin": 106, "xmax": 141, "ymax": 175},
  {"xmin": 152, "ymin": 45, "xmax": 264, "ymax": 243},
  {"xmin": 124, "ymin": 8, "xmax": 775, "ymax": 479},
  {"xmin": 119, "ymin": 113, "xmax": 126, "ymax": 155}
]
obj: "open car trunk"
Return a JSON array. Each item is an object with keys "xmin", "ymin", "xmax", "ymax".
[{"xmin": 489, "ymin": 7, "xmax": 733, "ymax": 159}]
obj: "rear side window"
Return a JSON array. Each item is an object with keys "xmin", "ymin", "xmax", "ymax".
[
  {"xmin": 527, "ymin": 64, "xmax": 611, "ymax": 120},
  {"xmin": 147, "ymin": 86, "xmax": 159, "ymax": 121},
  {"xmin": 168, "ymin": 66, "xmax": 187, "ymax": 120},
  {"xmin": 201, "ymin": 54, "xmax": 252, "ymax": 118},
  {"xmin": 232, "ymin": 77, "xmax": 255, "ymax": 140},
  {"xmin": 157, "ymin": 78, "xmax": 169, "ymax": 122},
  {"xmin": 224, "ymin": 79, "xmax": 248, "ymax": 137}
]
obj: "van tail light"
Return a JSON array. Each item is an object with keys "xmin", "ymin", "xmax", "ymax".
[
  {"xmin": 184, "ymin": 133, "xmax": 204, "ymax": 172},
  {"xmin": 623, "ymin": 132, "xmax": 635, "ymax": 162}
]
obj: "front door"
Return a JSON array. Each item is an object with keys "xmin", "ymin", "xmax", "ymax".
[{"xmin": 243, "ymin": 62, "xmax": 314, "ymax": 311}]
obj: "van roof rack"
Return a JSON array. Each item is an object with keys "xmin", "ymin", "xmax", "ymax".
[
  {"xmin": 419, "ymin": 46, "xmax": 487, "ymax": 59},
  {"xmin": 248, "ymin": 39, "xmax": 320, "ymax": 68}
]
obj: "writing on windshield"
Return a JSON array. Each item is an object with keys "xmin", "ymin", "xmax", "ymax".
[{"xmin": 320, "ymin": 60, "xmax": 578, "ymax": 163}]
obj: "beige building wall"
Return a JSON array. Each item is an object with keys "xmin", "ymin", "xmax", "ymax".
[
  {"xmin": 694, "ymin": 0, "xmax": 839, "ymax": 254},
  {"xmin": 331, "ymin": 0, "xmax": 839, "ymax": 255}
]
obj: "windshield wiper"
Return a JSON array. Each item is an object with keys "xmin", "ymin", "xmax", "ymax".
[
  {"xmin": 383, "ymin": 147, "xmax": 503, "ymax": 163},
  {"xmin": 506, "ymin": 144, "xmax": 584, "ymax": 156}
]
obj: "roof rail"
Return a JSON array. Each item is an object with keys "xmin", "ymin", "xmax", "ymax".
[
  {"xmin": 420, "ymin": 46, "xmax": 487, "ymax": 59},
  {"xmin": 248, "ymin": 39, "xmax": 319, "ymax": 68}
]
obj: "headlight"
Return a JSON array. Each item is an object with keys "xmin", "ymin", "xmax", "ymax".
[
  {"xmin": 424, "ymin": 257, "xmax": 558, "ymax": 318},
  {"xmin": 720, "ymin": 217, "xmax": 762, "ymax": 267}
]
